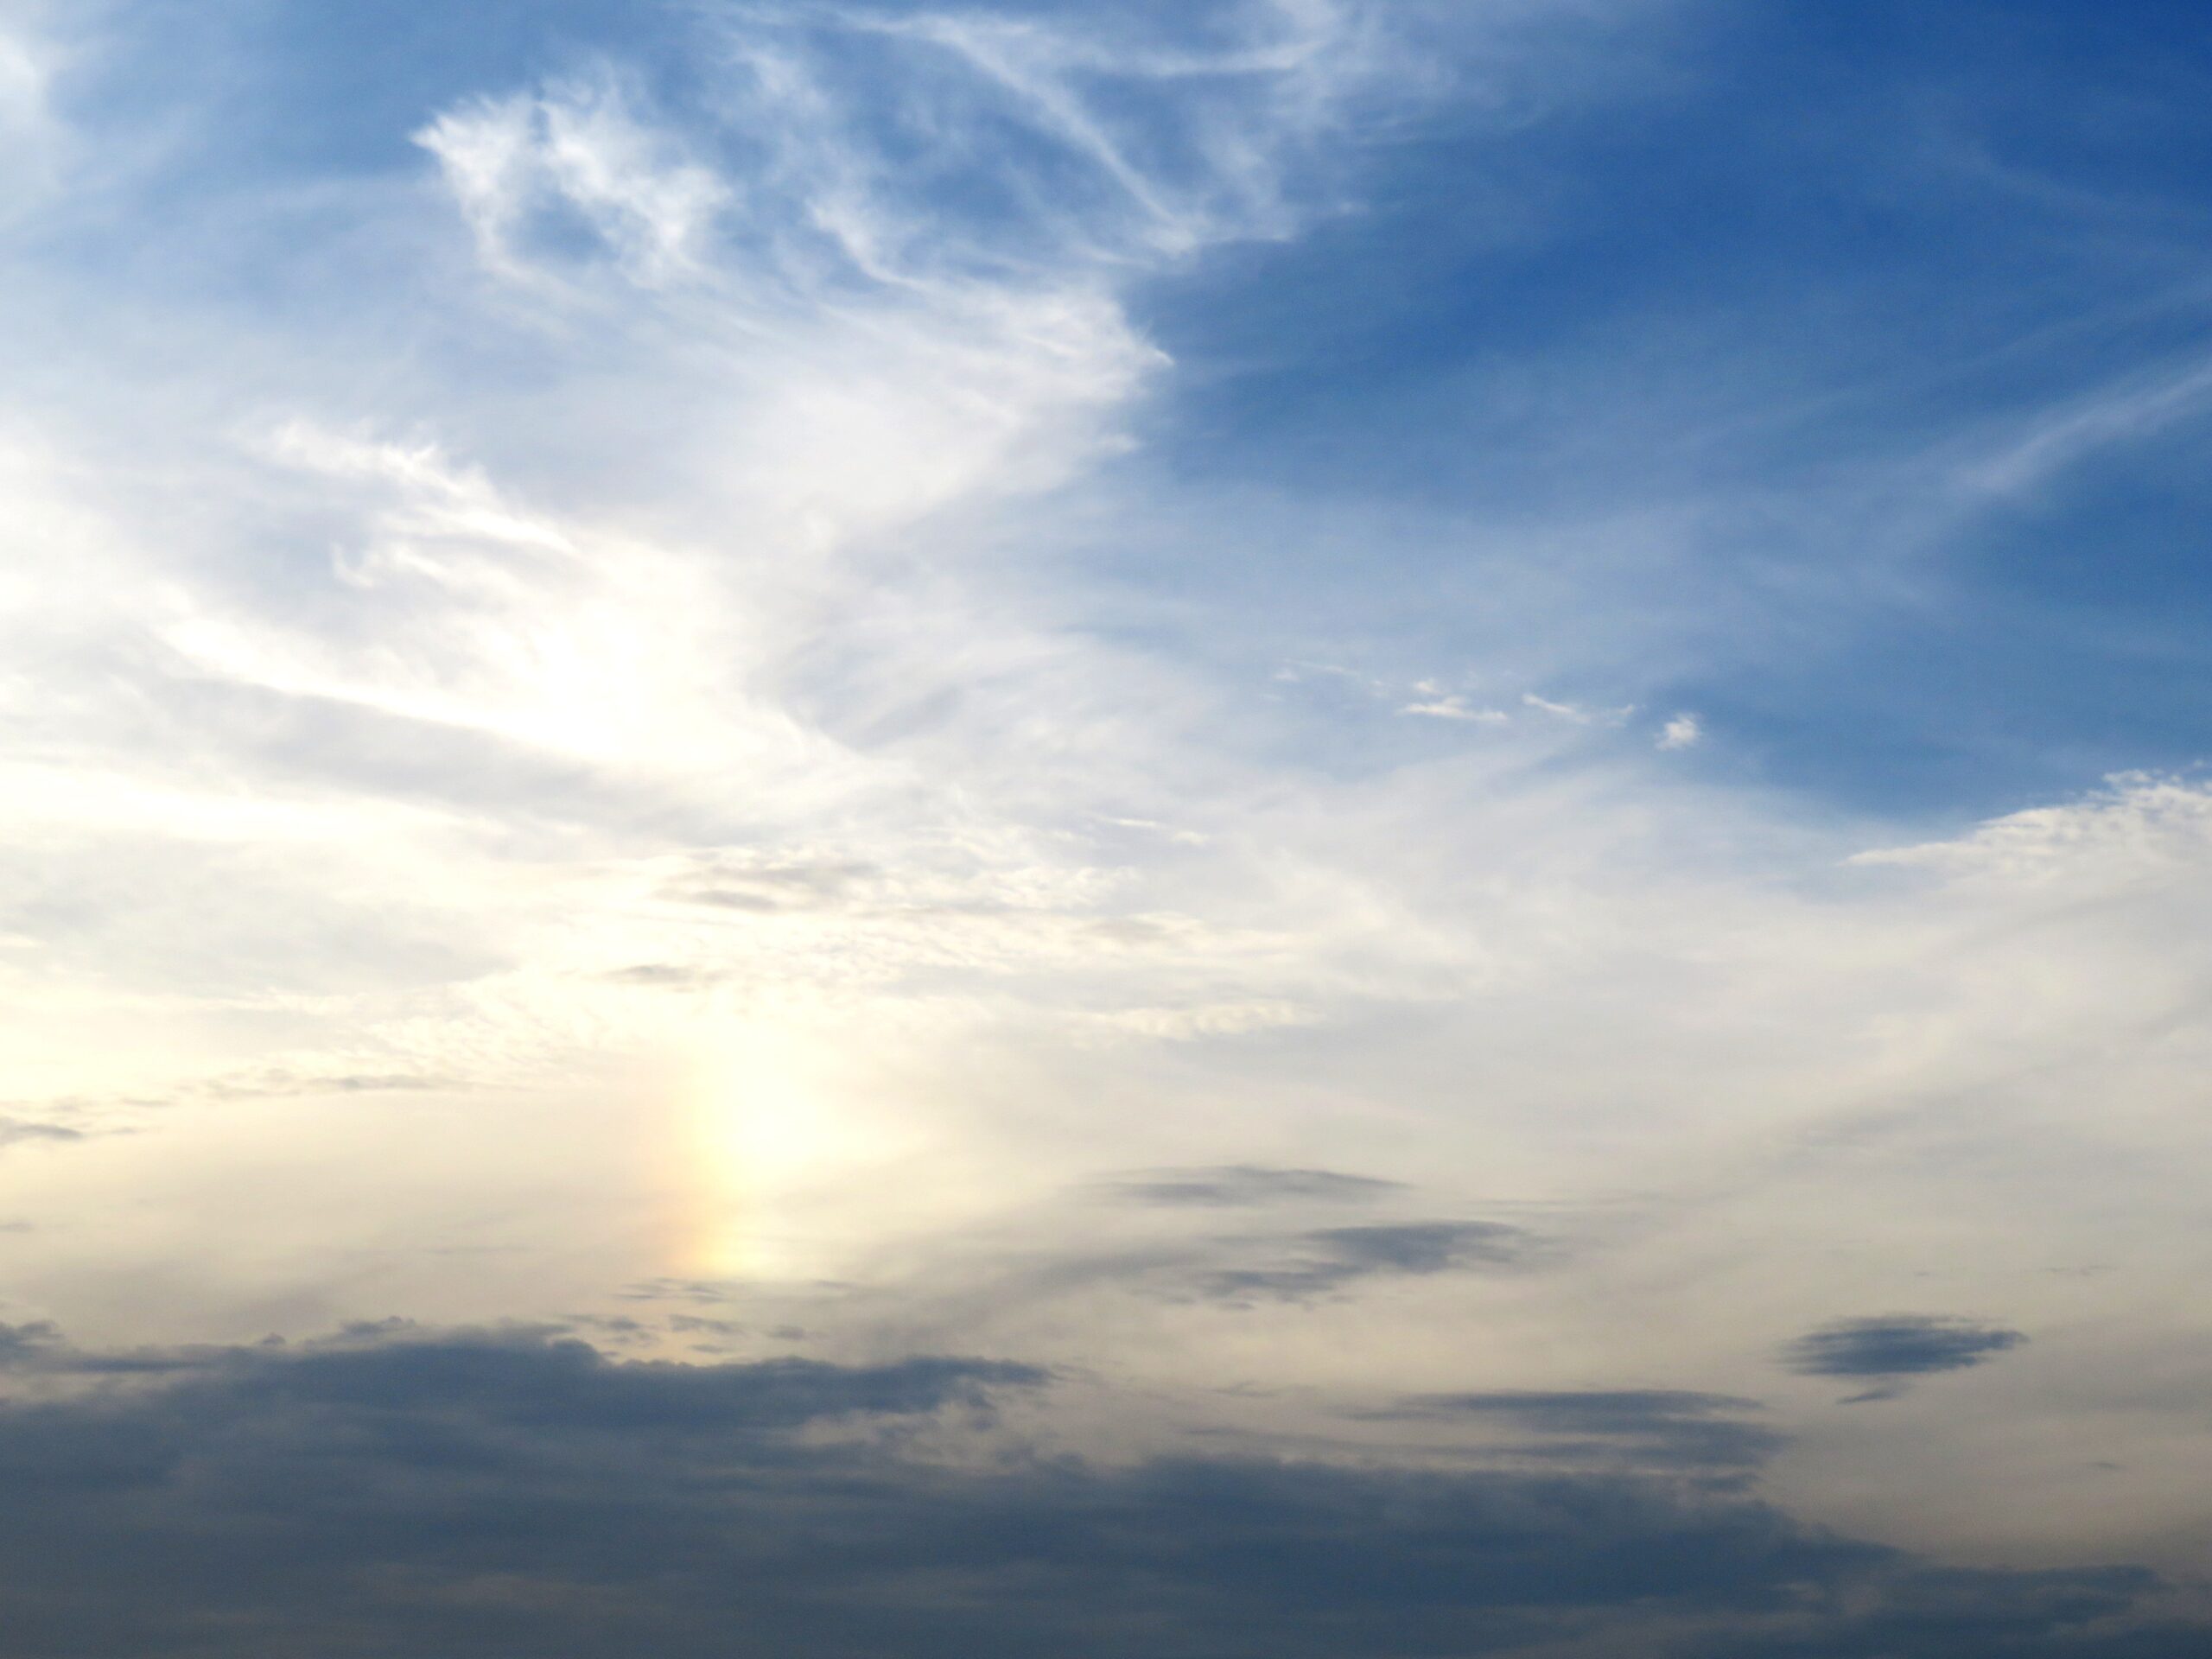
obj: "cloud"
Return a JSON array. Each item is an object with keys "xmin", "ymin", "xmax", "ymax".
[
  {"xmin": 616, "ymin": 1278, "xmax": 748, "ymax": 1306},
  {"xmin": 0, "ymin": 1118, "xmax": 85, "ymax": 1149},
  {"xmin": 1658, "ymin": 712, "xmax": 1701, "ymax": 750},
  {"xmin": 1401, "ymin": 695, "xmax": 1510, "ymax": 723},
  {"xmin": 1366, "ymin": 1389, "xmax": 1786, "ymax": 1471},
  {"xmin": 1963, "ymin": 353, "xmax": 2212, "ymax": 499},
  {"xmin": 0, "ymin": 17, "xmax": 57, "ymax": 215},
  {"xmin": 0, "ymin": 0, "xmax": 1451, "ymax": 1159},
  {"xmin": 1186, "ymin": 1220, "xmax": 1541, "ymax": 1304},
  {"xmin": 0, "ymin": 1, "xmax": 1715, "ymax": 1163},
  {"xmin": 906, "ymin": 1214, "xmax": 1553, "ymax": 1325},
  {"xmin": 6, "ymin": 2, "xmax": 2212, "ymax": 1611},
  {"xmin": 1849, "ymin": 773, "xmax": 2212, "ymax": 884},
  {"xmin": 0, "ymin": 1322, "xmax": 2194, "ymax": 1659},
  {"xmin": 0, "ymin": 1319, "xmax": 61, "ymax": 1366},
  {"xmin": 1782, "ymin": 1316, "xmax": 2026, "ymax": 1385},
  {"xmin": 1104, "ymin": 1164, "xmax": 1407, "ymax": 1207},
  {"xmin": 416, "ymin": 73, "xmax": 728, "ymax": 285},
  {"xmin": 603, "ymin": 962, "xmax": 721, "ymax": 988},
  {"xmin": 733, "ymin": 0, "xmax": 1389, "ymax": 265},
  {"xmin": 658, "ymin": 855, "xmax": 881, "ymax": 914}
]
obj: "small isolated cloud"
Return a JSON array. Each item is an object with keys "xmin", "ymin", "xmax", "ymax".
[
  {"xmin": 0, "ymin": 1119, "xmax": 85, "ymax": 1150},
  {"xmin": 1104, "ymin": 1166, "xmax": 1406, "ymax": 1208},
  {"xmin": 663, "ymin": 858, "xmax": 875, "ymax": 912},
  {"xmin": 1657, "ymin": 713, "xmax": 1702, "ymax": 751},
  {"xmin": 416, "ymin": 73, "xmax": 727, "ymax": 285},
  {"xmin": 605, "ymin": 962, "xmax": 721, "ymax": 988},
  {"xmin": 1400, "ymin": 696, "xmax": 1508, "ymax": 723},
  {"xmin": 1522, "ymin": 693, "xmax": 1637, "ymax": 727},
  {"xmin": 1523, "ymin": 692, "xmax": 1591, "ymax": 723},
  {"xmin": 1782, "ymin": 1315, "xmax": 2025, "ymax": 1400}
]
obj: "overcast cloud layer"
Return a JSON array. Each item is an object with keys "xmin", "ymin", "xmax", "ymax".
[{"xmin": 3, "ymin": 1, "xmax": 2211, "ymax": 1652}]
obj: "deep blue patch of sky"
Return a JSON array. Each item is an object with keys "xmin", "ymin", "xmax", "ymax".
[{"xmin": 1117, "ymin": 0, "xmax": 2212, "ymax": 820}]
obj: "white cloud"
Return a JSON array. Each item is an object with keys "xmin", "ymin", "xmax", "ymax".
[
  {"xmin": 0, "ymin": 27, "xmax": 41, "ymax": 127},
  {"xmin": 1401, "ymin": 696, "xmax": 1507, "ymax": 723},
  {"xmin": 817, "ymin": 0, "xmax": 1381, "ymax": 257},
  {"xmin": 416, "ymin": 73, "xmax": 728, "ymax": 285},
  {"xmin": 1962, "ymin": 353, "xmax": 2212, "ymax": 499},
  {"xmin": 1522, "ymin": 691, "xmax": 1589, "ymax": 722},
  {"xmin": 0, "ymin": 3, "xmax": 1439, "ymax": 1149},
  {"xmin": 1522, "ymin": 691, "xmax": 1637, "ymax": 727},
  {"xmin": 1850, "ymin": 772, "xmax": 2212, "ymax": 887},
  {"xmin": 1657, "ymin": 712, "xmax": 1701, "ymax": 750}
]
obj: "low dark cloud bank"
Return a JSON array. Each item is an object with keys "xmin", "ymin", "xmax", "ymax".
[{"xmin": 0, "ymin": 1323, "xmax": 2197, "ymax": 1658}]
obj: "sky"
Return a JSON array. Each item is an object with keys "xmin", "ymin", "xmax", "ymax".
[{"xmin": 3, "ymin": 1, "xmax": 2212, "ymax": 1653}]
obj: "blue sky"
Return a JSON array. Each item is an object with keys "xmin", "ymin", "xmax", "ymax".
[
  {"xmin": 1109, "ymin": 0, "xmax": 2212, "ymax": 813},
  {"xmin": 3, "ymin": 2, "xmax": 2212, "ymax": 1654}
]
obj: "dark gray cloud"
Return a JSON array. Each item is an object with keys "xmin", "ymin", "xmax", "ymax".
[
  {"xmin": 1191, "ymin": 1222, "xmax": 1539, "ymax": 1304},
  {"xmin": 0, "ymin": 1320, "xmax": 266, "ymax": 1378},
  {"xmin": 0, "ymin": 1320, "xmax": 63, "ymax": 1365},
  {"xmin": 0, "ymin": 1323, "xmax": 2195, "ymax": 1658},
  {"xmin": 1783, "ymin": 1317, "xmax": 2026, "ymax": 1387},
  {"xmin": 1106, "ymin": 1166, "xmax": 1408, "ymax": 1208},
  {"xmin": 1367, "ymin": 1389, "xmax": 1786, "ymax": 1471}
]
